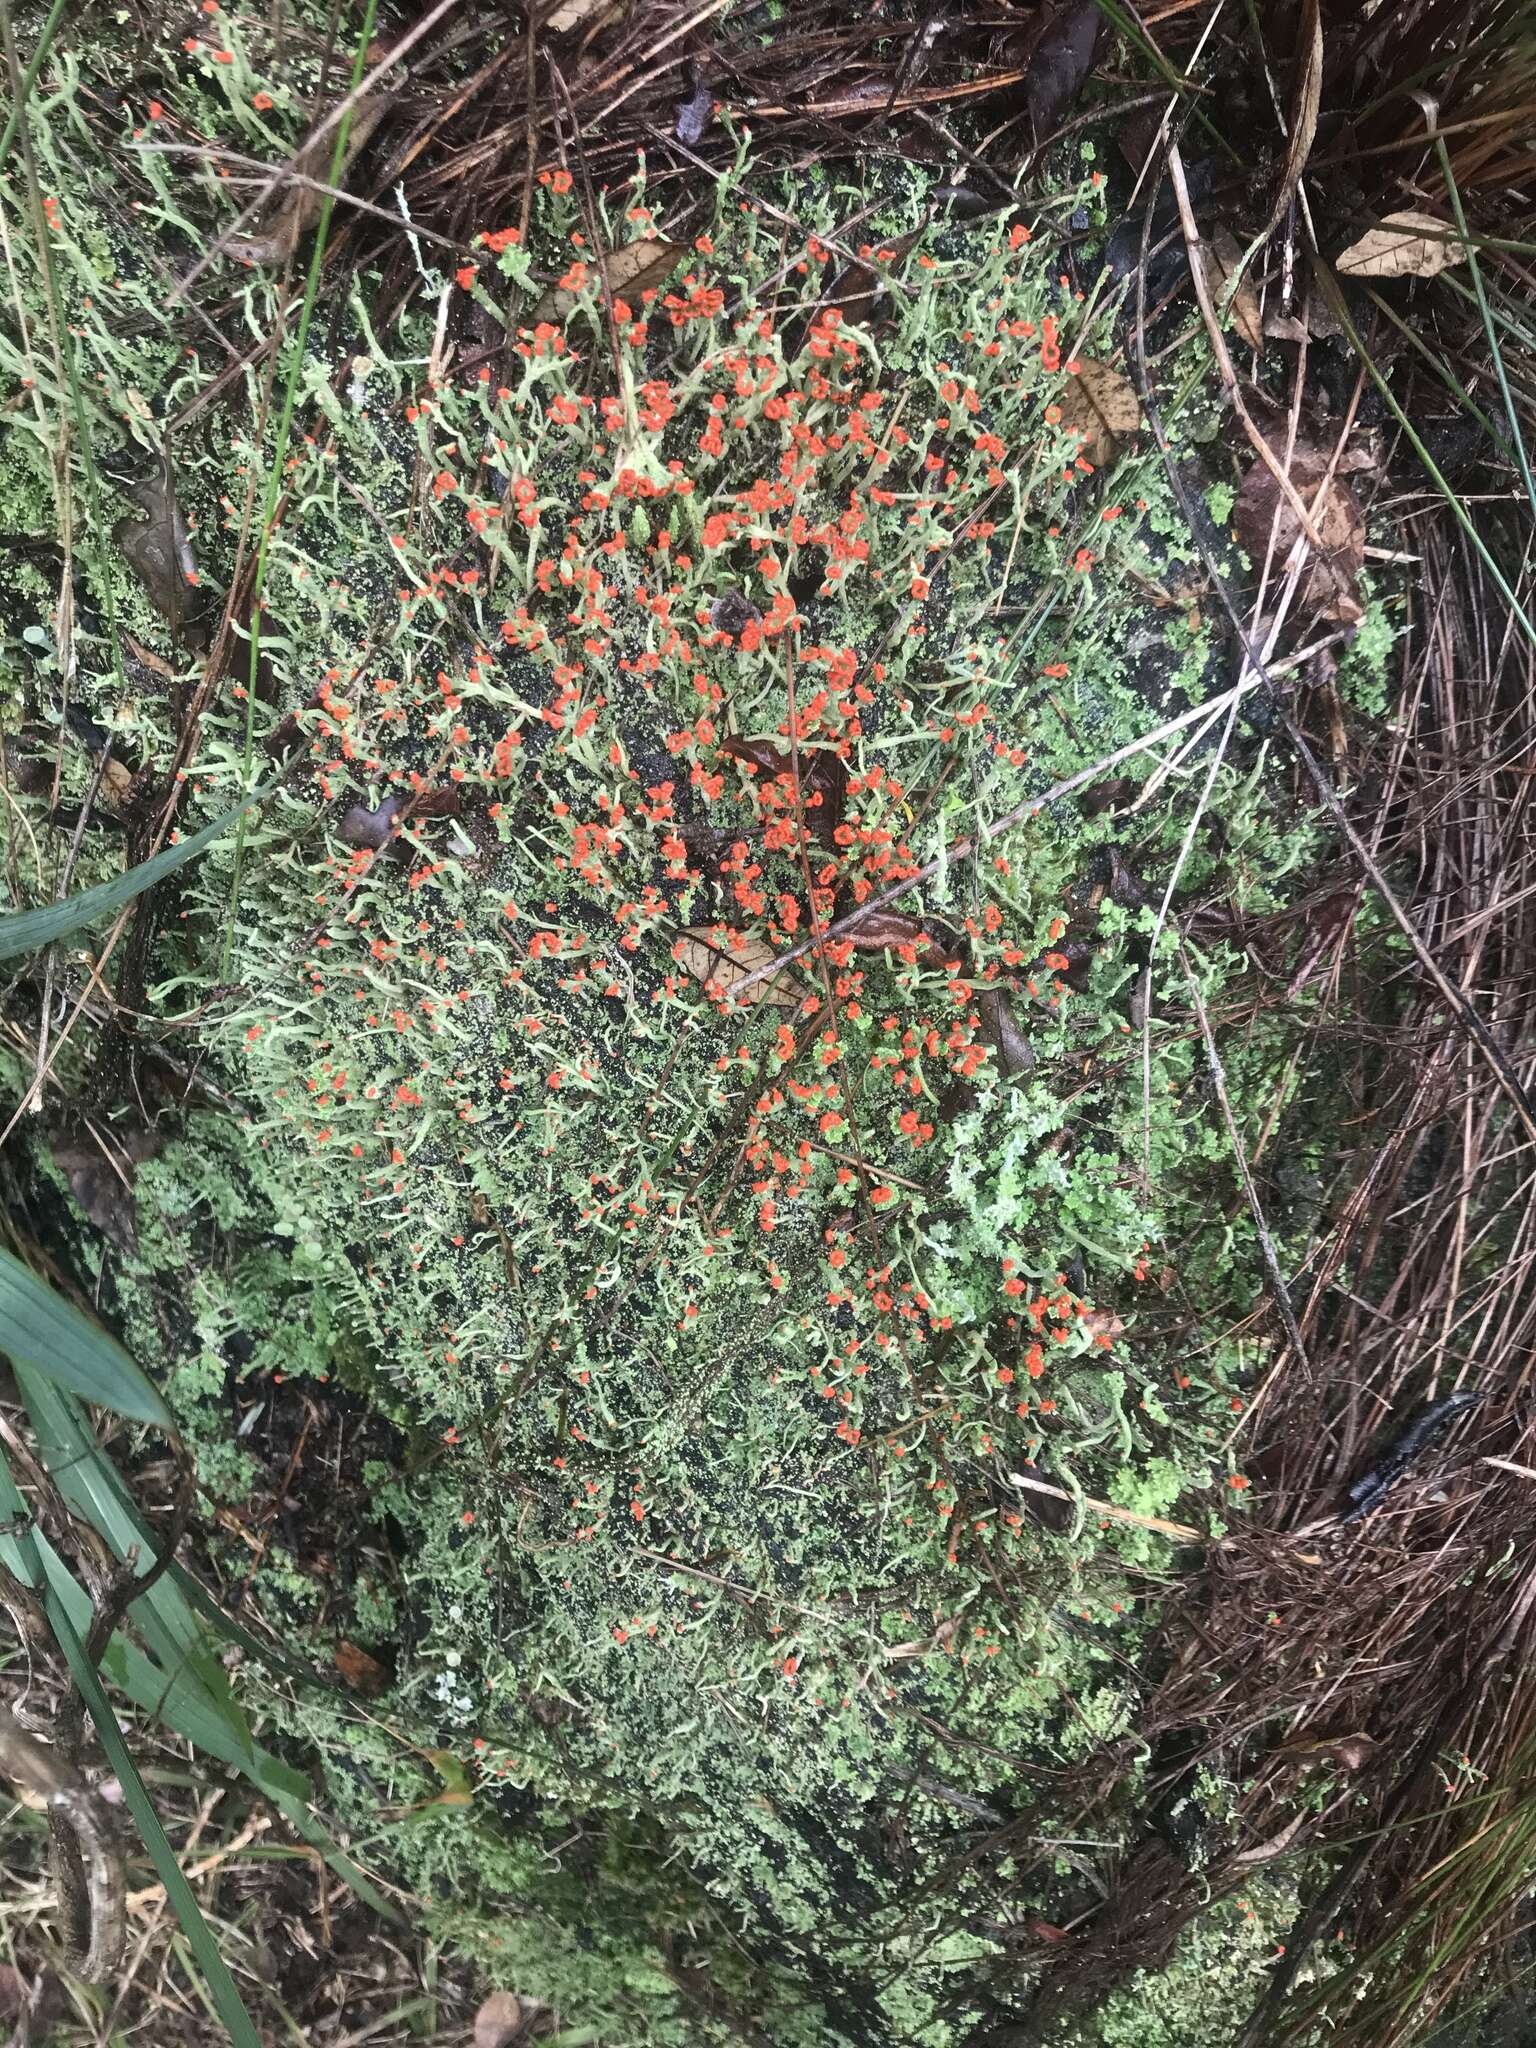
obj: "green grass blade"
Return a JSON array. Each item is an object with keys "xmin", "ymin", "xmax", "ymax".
[
  {"xmin": 0, "ymin": 0, "xmax": 65, "ymax": 166},
  {"xmin": 167, "ymin": 1559, "xmax": 351, "ymax": 1696},
  {"xmin": 0, "ymin": 1246, "xmax": 171, "ymax": 1424},
  {"xmin": 0, "ymin": 1513, "xmax": 305, "ymax": 1801},
  {"xmin": 45, "ymin": 1588, "xmax": 265, "ymax": 2044},
  {"xmin": 16, "ymin": 1364, "xmax": 247, "ymax": 1734},
  {"xmin": 0, "ymin": 1450, "xmax": 402, "ymax": 1924},
  {"xmin": 0, "ymin": 1455, "xmax": 262, "ymax": 2047},
  {"xmin": 1315, "ymin": 264, "xmax": 1536, "ymax": 654},
  {"xmin": 1435, "ymin": 135, "xmax": 1536, "ymax": 526},
  {"xmin": 0, "ymin": 779, "xmax": 276, "ymax": 964},
  {"xmin": 273, "ymin": 1798, "xmax": 404, "ymax": 1925}
]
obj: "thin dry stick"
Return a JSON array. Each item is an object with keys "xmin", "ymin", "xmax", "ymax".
[
  {"xmin": 1167, "ymin": 139, "xmax": 1339, "ymax": 562},
  {"xmin": 166, "ymin": 0, "xmax": 464, "ymax": 306},
  {"xmin": 1282, "ymin": 711, "xmax": 1536, "ymax": 1146},
  {"xmin": 725, "ymin": 672, "xmax": 1264, "ymax": 1004},
  {"xmin": 1007, "ymin": 1471, "xmax": 1202, "ymax": 1543},
  {"xmin": 136, "ymin": 142, "xmax": 468, "ymax": 251},
  {"xmin": 1136, "ymin": 242, "xmax": 1536, "ymax": 1150},
  {"xmin": 1180, "ymin": 946, "xmax": 1315, "ymax": 1403}
]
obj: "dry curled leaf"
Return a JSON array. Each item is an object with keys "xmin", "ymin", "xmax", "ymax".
[
  {"xmin": 708, "ymin": 590, "xmax": 762, "ymax": 638},
  {"xmin": 422, "ymin": 1749, "xmax": 473, "ymax": 1805},
  {"xmin": 676, "ymin": 69, "xmax": 713, "ymax": 146},
  {"xmin": 1336, "ymin": 209, "xmax": 1465, "ymax": 280},
  {"xmin": 1264, "ymin": 285, "xmax": 1343, "ymax": 344},
  {"xmin": 815, "ymin": 230, "xmax": 922, "ymax": 334},
  {"xmin": 545, "ymin": 0, "xmax": 618, "ymax": 31},
  {"xmin": 334, "ymin": 1639, "xmax": 388, "ymax": 1697},
  {"xmin": 842, "ymin": 909, "xmax": 949, "ymax": 968},
  {"xmin": 1198, "ymin": 227, "xmax": 1263, "ymax": 352},
  {"xmin": 1055, "ymin": 359, "xmax": 1140, "ymax": 470},
  {"xmin": 976, "ymin": 988, "xmax": 1034, "ymax": 1077},
  {"xmin": 677, "ymin": 928, "xmax": 803, "ymax": 1010},
  {"xmin": 474, "ymin": 1991, "xmax": 532, "ymax": 2048},
  {"xmin": 340, "ymin": 786, "xmax": 461, "ymax": 850},
  {"xmin": 1265, "ymin": 0, "xmax": 1321, "ymax": 236},
  {"xmin": 532, "ymin": 237, "xmax": 687, "ymax": 324},
  {"xmin": 340, "ymin": 794, "xmax": 404, "ymax": 849},
  {"xmin": 111, "ymin": 454, "xmax": 204, "ymax": 637},
  {"xmin": 3, "ymin": 736, "xmax": 52, "ymax": 798},
  {"xmin": 51, "ymin": 1119, "xmax": 163, "ymax": 1254},
  {"xmin": 1286, "ymin": 885, "xmax": 1359, "ymax": 996},
  {"xmin": 1079, "ymin": 1306, "xmax": 1125, "ymax": 1345},
  {"xmin": 1024, "ymin": 0, "xmax": 1104, "ymax": 142},
  {"xmin": 1277, "ymin": 1729, "xmax": 1379, "ymax": 1773},
  {"xmin": 1078, "ymin": 775, "xmax": 1138, "ymax": 817},
  {"xmin": 1232, "ymin": 443, "xmax": 1364, "ymax": 624},
  {"xmin": 719, "ymin": 734, "xmax": 787, "ymax": 778},
  {"xmin": 1263, "ymin": 308, "xmax": 1310, "ymax": 344},
  {"xmin": 720, "ymin": 738, "xmax": 846, "ymax": 851},
  {"xmin": 264, "ymin": 683, "xmax": 325, "ymax": 758},
  {"xmin": 228, "ymin": 99, "xmax": 384, "ymax": 266}
]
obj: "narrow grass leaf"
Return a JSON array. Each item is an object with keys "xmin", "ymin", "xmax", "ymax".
[
  {"xmin": 16, "ymin": 1364, "xmax": 246, "ymax": 1735},
  {"xmin": 0, "ymin": 0, "xmax": 65, "ymax": 165},
  {"xmin": 41, "ymin": 1577, "xmax": 266, "ymax": 2046},
  {"xmin": 0, "ymin": 780, "xmax": 276, "ymax": 964},
  {"xmin": 0, "ymin": 1247, "xmax": 171, "ymax": 1425},
  {"xmin": 0, "ymin": 1470, "xmax": 263, "ymax": 2047},
  {"xmin": 0, "ymin": 1508, "xmax": 400, "ymax": 1920}
]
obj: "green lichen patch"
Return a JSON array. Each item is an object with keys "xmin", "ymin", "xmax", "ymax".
[{"xmin": 0, "ymin": 21, "xmax": 1387, "ymax": 2041}]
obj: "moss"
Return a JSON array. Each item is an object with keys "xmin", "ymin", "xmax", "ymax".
[
  {"xmin": 0, "ymin": 15, "xmax": 1399, "ymax": 2038},
  {"xmin": 1055, "ymin": 1879, "xmax": 1304, "ymax": 2047},
  {"xmin": 1335, "ymin": 579, "xmax": 1402, "ymax": 715}
]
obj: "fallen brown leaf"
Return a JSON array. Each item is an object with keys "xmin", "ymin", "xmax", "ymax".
[
  {"xmin": 1263, "ymin": 308, "xmax": 1310, "ymax": 344},
  {"xmin": 1055, "ymin": 359, "xmax": 1140, "ymax": 470},
  {"xmin": 124, "ymin": 631, "xmax": 176, "ymax": 680},
  {"xmin": 1231, "ymin": 442, "xmax": 1364, "ymax": 624},
  {"xmin": 1105, "ymin": 846, "xmax": 1152, "ymax": 911},
  {"xmin": 51, "ymin": 1119, "xmax": 162, "ymax": 1254},
  {"xmin": 720, "ymin": 735, "xmax": 788, "ymax": 778},
  {"xmin": 1024, "ymin": 0, "xmax": 1104, "ymax": 142},
  {"xmin": 720, "ymin": 738, "xmax": 846, "ymax": 851},
  {"xmin": 976, "ymin": 988, "xmax": 1034, "ymax": 1077},
  {"xmin": 708, "ymin": 590, "xmax": 762, "ymax": 637},
  {"xmin": 229, "ymin": 99, "xmax": 385, "ymax": 266},
  {"xmin": 340, "ymin": 795, "xmax": 405, "ymax": 849},
  {"xmin": 676, "ymin": 69, "xmax": 713, "ymax": 146},
  {"xmin": 842, "ymin": 909, "xmax": 948, "ymax": 968},
  {"xmin": 1277, "ymin": 1729, "xmax": 1379, "ymax": 1772},
  {"xmin": 533, "ymin": 237, "xmax": 687, "ymax": 324},
  {"xmin": 1080, "ymin": 1306, "xmax": 1125, "ymax": 1344},
  {"xmin": 546, "ymin": 0, "xmax": 619, "ymax": 32},
  {"xmin": 1078, "ymin": 775, "xmax": 1138, "ymax": 817},
  {"xmin": 340, "ymin": 786, "xmax": 461, "ymax": 850},
  {"xmin": 816, "ymin": 231, "xmax": 922, "ymax": 334},
  {"xmin": 677, "ymin": 928, "xmax": 803, "ymax": 1010},
  {"xmin": 1286, "ymin": 886, "xmax": 1359, "ymax": 997},
  {"xmin": 334, "ymin": 1639, "xmax": 389, "ymax": 1696},
  {"xmin": 1336, "ymin": 209, "xmax": 1465, "ymax": 280},
  {"xmin": 475, "ymin": 1990, "xmax": 532, "ymax": 2048}
]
